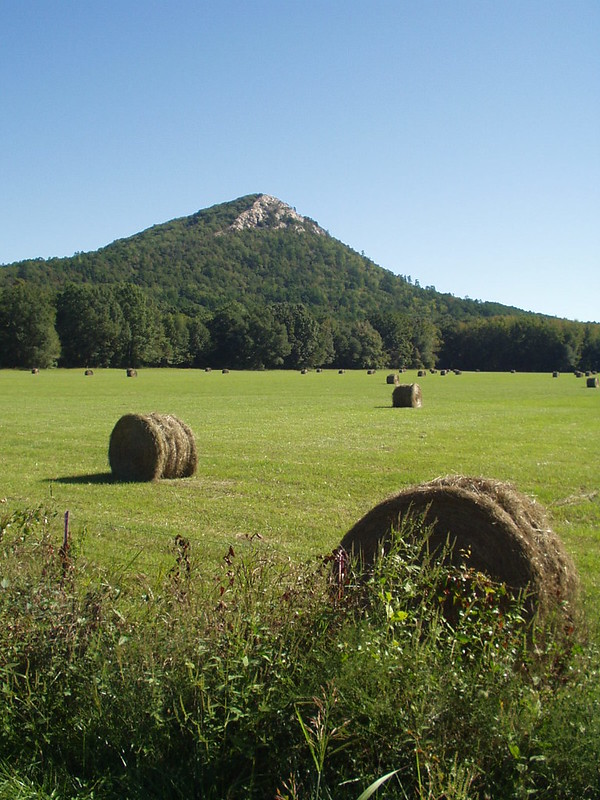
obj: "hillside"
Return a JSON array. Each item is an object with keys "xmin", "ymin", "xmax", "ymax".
[{"xmin": 0, "ymin": 193, "xmax": 524, "ymax": 322}]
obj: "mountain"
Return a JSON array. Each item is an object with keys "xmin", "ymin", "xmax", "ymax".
[{"xmin": 0, "ymin": 193, "xmax": 525, "ymax": 322}]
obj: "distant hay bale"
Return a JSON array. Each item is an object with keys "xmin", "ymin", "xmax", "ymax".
[
  {"xmin": 108, "ymin": 413, "xmax": 197, "ymax": 482},
  {"xmin": 575, "ymin": 371, "xmax": 583, "ymax": 378},
  {"xmin": 301, "ymin": 368, "xmax": 308, "ymax": 374},
  {"xmin": 204, "ymin": 367, "xmax": 212, "ymax": 372},
  {"xmin": 367, "ymin": 369, "xmax": 376, "ymax": 375},
  {"xmin": 316, "ymin": 368, "xmax": 323, "ymax": 373},
  {"xmin": 552, "ymin": 371, "xmax": 559, "ymax": 378},
  {"xmin": 338, "ymin": 369, "xmax": 345, "ymax": 374},
  {"xmin": 222, "ymin": 368, "xmax": 230, "ymax": 374},
  {"xmin": 84, "ymin": 369, "xmax": 94, "ymax": 376},
  {"xmin": 386, "ymin": 373, "xmax": 400, "ymax": 385},
  {"xmin": 338, "ymin": 475, "xmax": 579, "ymax": 622},
  {"xmin": 417, "ymin": 370, "xmax": 426, "ymax": 377},
  {"xmin": 126, "ymin": 368, "xmax": 137, "ymax": 378},
  {"xmin": 440, "ymin": 369, "xmax": 447, "ymax": 376},
  {"xmin": 453, "ymin": 369, "xmax": 462, "ymax": 375},
  {"xmin": 587, "ymin": 376, "xmax": 599, "ymax": 388},
  {"xmin": 392, "ymin": 383, "xmax": 422, "ymax": 408},
  {"xmin": 31, "ymin": 368, "xmax": 39, "ymax": 374}
]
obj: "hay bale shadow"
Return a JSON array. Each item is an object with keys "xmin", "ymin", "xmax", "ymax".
[{"xmin": 46, "ymin": 473, "xmax": 116, "ymax": 485}]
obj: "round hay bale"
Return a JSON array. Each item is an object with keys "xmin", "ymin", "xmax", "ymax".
[
  {"xmin": 417, "ymin": 369, "xmax": 426, "ymax": 377},
  {"xmin": 587, "ymin": 376, "xmax": 599, "ymax": 388},
  {"xmin": 300, "ymin": 368, "xmax": 308, "ymax": 374},
  {"xmin": 338, "ymin": 369, "xmax": 345, "ymax": 374},
  {"xmin": 222, "ymin": 368, "xmax": 230, "ymax": 374},
  {"xmin": 31, "ymin": 368, "xmax": 39, "ymax": 374},
  {"xmin": 392, "ymin": 383, "xmax": 422, "ymax": 408},
  {"xmin": 108, "ymin": 413, "xmax": 197, "ymax": 481},
  {"xmin": 338, "ymin": 475, "xmax": 579, "ymax": 621},
  {"xmin": 386, "ymin": 373, "xmax": 400, "ymax": 385},
  {"xmin": 552, "ymin": 371, "xmax": 559, "ymax": 378},
  {"xmin": 367, "ymin": 369, "xmax": 376, "ymax": 375},
  {"xmin": 204, "ymin": 367, "xmax": 212, "ymax": 372},
  {"xmin": 126, "ymin": 368, "xmax": 137, "ymax": 378},
  {"xmin": 440, "ymin": 369, "xmax": 447, "ymax": 376},
  {"xmin": 84, "ymin": 369, "xmax": 94, "ymax": 376}
]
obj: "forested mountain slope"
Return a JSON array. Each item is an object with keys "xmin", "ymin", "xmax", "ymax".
[
  {"xmin": 0, "ymin": 193, "xmax": 522, "ymax": 322},
  {"xmin": 1, "ymin": 194, "xmax": 598, "ymax": 371}
]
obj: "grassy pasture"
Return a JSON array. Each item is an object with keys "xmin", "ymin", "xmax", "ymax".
[{"xmin": 1, "ymin": 367, "xmax": 599, "ymax": 599}]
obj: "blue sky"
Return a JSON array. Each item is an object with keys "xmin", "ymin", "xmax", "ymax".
[{"xmin": 2, "ymin": 1, "xmax": 599, "ymax": 321}]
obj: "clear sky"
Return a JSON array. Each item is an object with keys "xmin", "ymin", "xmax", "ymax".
[{"xmin": 2, "ymin": 1, "xmax": 599, "ymax": 322}]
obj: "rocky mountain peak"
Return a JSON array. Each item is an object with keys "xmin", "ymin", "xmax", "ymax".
[{"xmin": 227, "ymin": 194, "xmax": 325, "ymax": 235}]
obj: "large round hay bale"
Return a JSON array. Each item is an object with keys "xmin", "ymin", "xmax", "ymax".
[
  {"xmin": 392, "ymin": 383, "xmax": 422, "ymax": 408},
  {"xmin": 126, "ymin": 368, "xmax": 137, "ymax": 378},
  {"xmin": 338, "ymin": 475, "xmax": 579, "ymax": 621},
  {"xmin": 386, "ymin": 373, "xmax": 399, "ymax": 385},
  {"xmin": 586, "ymin": 376, "xmax": 599, "ymax": 388},
  {"xmin": 108, "ymin": 413, "xmax": 197, "ymax": 481}
]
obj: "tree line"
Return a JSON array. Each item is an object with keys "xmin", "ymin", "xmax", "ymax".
[{"xmin": 1, "ymin": 280, "xmax": 599, "ymax": 372}]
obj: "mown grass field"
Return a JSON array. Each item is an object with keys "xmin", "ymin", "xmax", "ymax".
[
  {"xmin": 2, "ymin": 367, "xmax": 600, "ymax": 799},
  {"xmin": 1, "ymin": 367, "xmax": 598, "ymax": 600}
]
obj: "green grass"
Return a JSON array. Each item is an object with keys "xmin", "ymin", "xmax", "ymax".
[
  {"xmin": 2, "ymin": 368, "xmax": 600, "ymax": 799},
  {"xmin": 1, "ymin": 368, "xmax": 598, "ymax": 594}
]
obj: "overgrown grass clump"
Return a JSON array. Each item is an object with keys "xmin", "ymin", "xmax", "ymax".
[{"xmin": 1, "ymin": 507, "xmax": 599, "ymax": 799}]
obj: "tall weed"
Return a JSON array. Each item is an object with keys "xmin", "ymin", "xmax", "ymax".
[{"xmin": 0, "ymin": 506, "xmax": 599, "ymax": 798}]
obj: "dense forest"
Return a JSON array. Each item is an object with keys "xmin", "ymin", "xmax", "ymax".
[{"xmin": 1, "ymin": 194, "xmax": 599, "ymax": 371}]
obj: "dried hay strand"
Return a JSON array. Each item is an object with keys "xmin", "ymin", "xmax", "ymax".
[
  {"xmin": 108, "ymin": 413, "xmax": 197, "ymax": 482},
  {"xmin": 392, "ymin": 383, "xmax": 422, "ymax": 408},
  {"xmin": 586, "ymin": 376, "xmax": 599, "ymax": 388},
  {"xmin": 338, "ymin": 475, "xmax": 579, "ymax": 621},
  {"xmin": 386, "ymin": 373, "xmax": 400, "ymax": 385}
]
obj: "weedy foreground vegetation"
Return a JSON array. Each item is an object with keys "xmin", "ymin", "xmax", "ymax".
[{"xmin": 1, "ymin": 368, "xmax": 599, "ymax": 799}]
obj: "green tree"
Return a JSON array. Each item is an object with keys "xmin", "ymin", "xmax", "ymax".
[
  {"xmin": 271, "ymin": 302, "xmax": 321, "ymax": 368},
  {"xmin": 245, "ymin": 307, "xmax": 291, "ymax": 369},
  {"xmin": 56, "ymin": 284, "xmax": 124, "ymax": 367},
  {"xmin": 333, "ymin": 320, "xmax": 386, "ymax": 368},
  {"xmin": 115, "ymin": 284, "xmax": 165, "ymax": 367},
  {"xmin": 370, "ymin": 311, "xmax": 413, "ymax": 367},
  {"xmin": 0, "ymin": 282, "xmax": 60, "ymax": 368}
]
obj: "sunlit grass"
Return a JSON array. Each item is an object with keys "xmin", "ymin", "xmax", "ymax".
[{"xmin": 1, "ymin": 368, "xmax": 598, "ymax": 602}]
